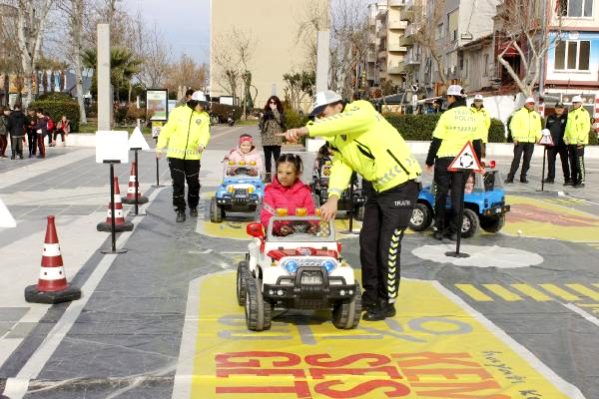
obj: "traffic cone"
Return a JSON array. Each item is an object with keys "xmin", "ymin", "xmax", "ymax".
[
  {"xmin": 97, "ymin": 177, "xmax": 134, "ymax": 232},
  {"xmin": 122, "ymin": 161, "xmax": 148, "ymax": 204},
  {"xmin": 25, "ymin": 216, "xmax": 81, "ymax": 304}
]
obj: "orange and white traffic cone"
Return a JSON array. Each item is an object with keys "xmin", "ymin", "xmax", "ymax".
[
  {"xmin": 25, "ymin": 216, "xmax": 81, "ymax": 304},
  {"xmin": 97, "ymin": 176, "xmax": 134, "ymax": 232},
  {"xmin": 122, "ymin": 161, "xmax": 148, "ymax": 204}
]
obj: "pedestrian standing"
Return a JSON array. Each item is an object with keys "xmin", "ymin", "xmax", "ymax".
[
  {"xmin": 564, "ymin": 96, "xmax": 591, "ymax": 188},
  {"xmin": 7, "ymin": 103, "xmax": 26, "ymax": 160},
  {"xmin": 26, "ymin": 109, "xmax": 37, "ymax": 158},
  {"xmin": 0, "ymin": 107, "xmax": 8, "ymax": 158},
  {"xmin": 543, "ymin": 103, "xmax": 570, "ymax": 185},
  {"xmin": 425, "ymin": 85, "xmax": 482, "ymax": 240},
  {"xmin": 54, "ymin": 115, "xmax": 70, "ymax": 146},
  {"xmin": 176, "ymin": 89, "xmax": 194, "ymax": 108},
  {"xmin": 505, "ymin": 98, "xmax": 542, "ymax": 184},
  {"xmin": 471, "ymin": 94, "xmax": 491, "ymax": 157},
  {"xmin": 259, "ymin": 95, "xmax": 285, "ymax": 182},
  {"xmin": 282, "ymin": 90, "xmax": 422, "ymax": 322},
  {"xmin": 156, "ymin": 91, "xmax": 211, "ymax": 223},
  {"xmin": 35, "ymin": 109, "xmax": 47, "ymax": 158}
]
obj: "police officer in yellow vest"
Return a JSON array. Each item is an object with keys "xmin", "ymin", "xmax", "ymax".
[
  {"xmin": 282, "ymin": 90, "xmax": 422, "ymax": 322},
  {"xmin": 156, "ymin": 91, "xmax": 211, "ymax": 223},
  {"xmin": 564, "ymin": 95, "xmax": 591, "ymax": 188},
  {"xmin": 471, "ymin": 94, "xmax": 491, "ymax": 155},
  {"xmin": 505, "ymin": 97, "xmax": 542, "ymax": 184},
  {"xmin": 425, "ymin": 85, "xmax": 482, "ymax": 241}
]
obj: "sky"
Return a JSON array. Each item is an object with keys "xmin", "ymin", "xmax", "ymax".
[{"xmin": 122, "ymin": 0, "xmax": 211, "ymax": 64}]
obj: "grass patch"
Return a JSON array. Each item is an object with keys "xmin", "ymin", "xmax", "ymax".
[{"xmin": 75, "ymin": 123, "xmax": 152, "ymax": 135}]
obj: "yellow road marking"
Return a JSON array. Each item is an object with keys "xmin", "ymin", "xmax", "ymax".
[
  {"xmin": 483, "ymin": 284, "xmax": 522, "ymax": 301},
  {"xmin": 540, "ymin": 284, "xmax": 580, "ymax": 301},
  {"xmin": 566, "ymin": 284, "xmax": 599, "ymax": 301},
  {"xmin": 511, "ymin": 284, "xmax": 552, "ymax": 301},
  {"xmin": 455, "ymin": 284, "xmax": 493, "ymax": 301}
]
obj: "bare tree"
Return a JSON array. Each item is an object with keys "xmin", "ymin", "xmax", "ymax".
[
  {"xmin": 329, "ymin": 0, "xmax": 370, "ymax": 99},
  {"xmin": 16, "ymin": 0, "xmax": 54, "ymax": 105},
  {"xmin": 134, "ymin": 21, "xmax": 172, "ymax": 89},
  {"xmin": 165, "ymin": 54, "xmax": 208, "ymax": 96},
  {"xmin": 496, "ymin": 0, "xmax": 562, "ymax": 96},
  {"xmin": 412, "ymin": 0, "xmax": 448, "ymax": 86},
  {"xmin": 294, "ymin": 0, "xmax": 330, "ymax": 72},
  {"xmin": 0, "ymin": 3, "xmax": 21, "ymax": 106}
]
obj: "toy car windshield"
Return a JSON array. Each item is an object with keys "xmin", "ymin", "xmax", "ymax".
[
  {"xmin": 268, "ymin": 216, "xmax": 334, "ymax": 241},
  {"xmin": 225, "ymin": 162, "xmax": 259, "ymax": 177}
]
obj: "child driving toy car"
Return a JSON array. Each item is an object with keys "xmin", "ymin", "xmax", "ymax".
[
  {"xmin": 260, "ymin": 154, "xmax": 317, "ymax": 236},
  {"xmin": 224, "ymin": 134, "xmax": 263, "ymax": 176}
]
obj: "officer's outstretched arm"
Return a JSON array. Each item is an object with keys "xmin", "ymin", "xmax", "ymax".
[{"xmin": 307, "ymin": 103, "xmax": 371, "ymax": 138}]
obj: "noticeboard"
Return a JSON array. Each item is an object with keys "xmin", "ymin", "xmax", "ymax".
[
  {"xmin": 96, "ymin": 131, "xmax": 129, "ymax": 163},
  {"xmin": 147, "ymin": 89, "xmax": 168, "ymax": 121}
]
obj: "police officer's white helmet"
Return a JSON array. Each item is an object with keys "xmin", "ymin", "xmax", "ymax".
[
  {"xmin": 446, "ymin": 85, "xmax": 464, "ymax": 97},
  {"xmin": 310, "ymin": 90, "xmax": 343, "ymax": 117},
  {"xmin": 572, "ymin": 95, "xmax": 583, "ymax": 103},
  {"xmin": 474, "ymin": 94, "xmax": 484, "ymax": 101},
  {"xmin": 524, "ymin": 97, "xmax": 535, "ymax": 104},
  {"xmin": 191, "ymin": 91, "xmax": 208, "ymax": 102}
]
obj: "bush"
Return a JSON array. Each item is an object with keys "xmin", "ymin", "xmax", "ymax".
[
  {"xmin": 589, "ymin": 129, "xmax": 598, "ymax": 145},
  {"xmin": 29, "ymin": 95, "xmax": 81, "ymax": 132},
  {"xmin": 384, "ymin": 113, "xmax": 507, "ymax": 143},
  {"xmin": 284, "ymin": 107, "xmax": 309, "ymax": 129}
]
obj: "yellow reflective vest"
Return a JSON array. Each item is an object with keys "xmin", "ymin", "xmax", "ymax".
[
  {"xmin": 433, "ymin": 105, "xmax": 481, "ymax": 158},
  {"xmin": 471, "ymin": 106, "xmax": 491, "ymax": 143},
  {"xmin": 509, "ymin": 107, "xmax": 542, "ymax": 143},
  {"xmin": 306, "ymin": 100, "xmax": 421, "ymax": 197},
  {"xmin": 157, "ymin": 105, "xmax": 211, "ymax": 160},
  {"xmin": 564, "ymin": 106, "xmax": 591, "ymax": 146}
]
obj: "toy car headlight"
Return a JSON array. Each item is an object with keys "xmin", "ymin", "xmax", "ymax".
[
  {"xmin": 248, "ymin": 186, "xmax": 255, "ymax": 193},
  {"xmin": 227, "ymin": 185, "xmax": 235, "ymax": 193},
  {"xmin": 295, "ymin": 208, "xmax": 307, "ymax": 216},
  {"xmin": 228, "ymin": 161, "xmax": 236, "ymax": 166},
  {"xmin": 250, "ymin": 161, "xmax": 256, "ymax": 166},
  {"xmin": 322, "ymin": 260, "xmax": 336, "ymax": 273},
  {"xmin": 283, "ymin": 259, "xmax": 299, "ymax": 274}
]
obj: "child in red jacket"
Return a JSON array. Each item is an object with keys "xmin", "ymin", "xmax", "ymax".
[{"xmin": 260, "ymin": 154, "xmax": 316, "ymax": 235}]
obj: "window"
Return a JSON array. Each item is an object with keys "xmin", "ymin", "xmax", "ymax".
[
  {"xmin": 560, "ymin": 0, "xmax": 593, "ymax": 17},
  {"xmin": 554, "ymin": 40, "xmax": 591, "ymax": 71},
  {"xmin": 448, "ymin": 10, "xmax": 459, "ymax": 42},
  {"xmin": 483, "ymin": 54, "xmax": 489, "ymax": 77}
]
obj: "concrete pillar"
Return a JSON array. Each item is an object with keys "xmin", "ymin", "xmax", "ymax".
[
  {"xmin": 316, "ymin": 31, "xmax": 330, "ymax": 93},
  {"xmin": 97, "ymin": 24, "xmax": 112, "ymax": 131}
]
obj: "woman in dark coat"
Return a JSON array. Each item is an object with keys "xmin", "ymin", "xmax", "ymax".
[{"xmin": 259, "ymin": 95, "xmax": 285, "ymax": 182}]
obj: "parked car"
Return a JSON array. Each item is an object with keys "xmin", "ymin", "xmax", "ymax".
[
  {"xmin": 409, "ymin": 168, "xmax": 510, "ymax": 237},
  {"xmin": 210, "ymin": 162, "xmax": 265, "ymax": 223},
  {"xmin": 238, "ymin": 211, "xmax": 362, "ymax": 331}
]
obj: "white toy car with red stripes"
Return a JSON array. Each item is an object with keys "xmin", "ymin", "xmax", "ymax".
[{"xmin": 237, "ymin": 209, "xmax": 361, "ymax": 331}]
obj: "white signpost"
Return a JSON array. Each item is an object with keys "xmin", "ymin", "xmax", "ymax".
[{"xmin": 0, "ymin": 198, "xmax": 16, "ymax": 228}]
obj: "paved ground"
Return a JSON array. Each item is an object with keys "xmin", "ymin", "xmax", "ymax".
[{"xmin": 0, "ymin": 127, "xmax": 598, "ymax": 398}]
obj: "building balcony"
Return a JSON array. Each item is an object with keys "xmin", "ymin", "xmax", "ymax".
[
  {"xmin": 400, "ymin": 9, "xmax": 414, "ymax": 22},
  {"xmin": 388, "ymin": 62, "xmax": 407, "ymax": 75},
  {"xmin": 377, "ymin": 28, "xmax": 388, "ymax": 38},
  {"xmin": 399, "ymin": 35, "xmax": 414, "ymax": 47},
  {"xmin": 367, "ymin": 53, "xmax": 377, "ymax": 63},
  {"xmin": 388, "ymin": 42, "xmax": 408, "ymax": 52},
  {"xmin": 378, "ymin": 50, "xmax": 388, "ymax": 60},
  {"xmin": 389, "ymin": 19, "xmax": 408, "ymax": 30}
]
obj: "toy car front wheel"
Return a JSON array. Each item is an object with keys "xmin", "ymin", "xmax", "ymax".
[
  {"xmin": 332, "ymin": 284, "xmax": 362, "ymax": 329},
  {"xmin": 244, "ymin": 274, "xmax": 272, "ymax": 331},
  {"xmin": 409, "ymin": 203, "xmax": 432, "ymax": 231},
  {"xmin": 480, "ymin": 214, "xmax": 505, "ymax": 233},
  {"xmin": 236, "ymin": 261, "xmax": 249, "ymax": 306},
  {"xmin": 210, "ymin": 197, "xmax": 223, "ymax": 223},
  {"xmin": 461, "ymin": 208, "xmax": 480, "ymax": 238}
]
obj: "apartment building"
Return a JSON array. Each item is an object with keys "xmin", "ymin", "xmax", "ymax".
[
  {"xmin": 210, "ymin": 0, "xmax": 329, "ymax": 109},
  {"xmin": 544, "ymin": 0, "xmax": 599, "ymax": 105}
]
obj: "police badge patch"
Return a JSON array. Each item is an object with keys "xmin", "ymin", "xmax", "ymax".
[{"xmin": 195, "ymin": 118, "xmax": 203, "ymax": 125}]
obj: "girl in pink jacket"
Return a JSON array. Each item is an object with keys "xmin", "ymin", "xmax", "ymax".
[
  {"xmin": 260, "ymin": 154, "xmax": 316, "ymax": 234},
  {"xmin": 225, "ymin": 134, "xmax": 263, "ymax": 176}
]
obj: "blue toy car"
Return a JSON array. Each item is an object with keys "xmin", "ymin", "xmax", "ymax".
[
  {"xmin": 210, "ymin": 162, "xmax": 265, "ymax": 223},
  {"xmin": 409, "ymin": 169, "xmax": 510, "ymax": 237}
]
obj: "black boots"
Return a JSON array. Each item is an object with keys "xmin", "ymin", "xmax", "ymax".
[
  {"xmin": 189, "ymin": 208, "xmax": 198, "ymax": 217},
  {"xmin": 176, "ymin": 211, "xmax": 186, "ymax": 223},
  {"xmin": 363, "ymin": 299, "xmax": 396, "ymax": 321}
]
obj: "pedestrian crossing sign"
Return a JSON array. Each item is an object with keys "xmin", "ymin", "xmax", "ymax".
[
  {"xmin": 539, "ymin": 133, "xmax": 554, "ymax": 146},
  {"xmin": 448, "ymin": 141, "xmax": 484, "ymax": 172}
]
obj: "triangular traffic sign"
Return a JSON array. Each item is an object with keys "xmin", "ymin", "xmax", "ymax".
[
  {"xmin": 539, "ymin": 134, "xmax": 554, "ymax": 146},
  {"xmin": 0, "ymin": 197, "xmax": 16, "ymax": 228},
  {"xmin": 447, "ymin": 141, "xmax": 484, "ymax": 173},
  {"xmin": 128, "ymin": 126, "xmax": 150, "ymax": 151}
]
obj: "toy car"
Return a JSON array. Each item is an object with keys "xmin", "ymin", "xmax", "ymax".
[
  {"xmin": 210, "ymin": 161, "xmax": 265, "ymax": 223},
  {"xmin": 409, "ymin": 168, "xmax": 510, "ymax": 237},
  {"xmin": 311, "ymin": 159, "xmax": 366, "ymax": 220},
  {"xmin": 237, "ymin": 209, "xmax": 362, "ymax": 331}
]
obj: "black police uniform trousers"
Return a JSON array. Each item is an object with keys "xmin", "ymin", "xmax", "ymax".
[
  {"xmin": 168, "ymin": 157, "xmax": 201, "ymax": 212},
  {"xmin": 546, "ymin": 144, "xmax": 570, "ymax": 182},
  {"xmin": 568, "ymin": 145, "xmax": 585, "ymax": 185},
  {"xmin": 359, "ymin": 180, "xmax": 419, "ymax": 306},
  {"xmin": 507, "ymin": 142, "xmax": 535, "ymax": 181},
  {"xmin": 434, "ymin": 157, "xmax": 468, "ymax": 234}
]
